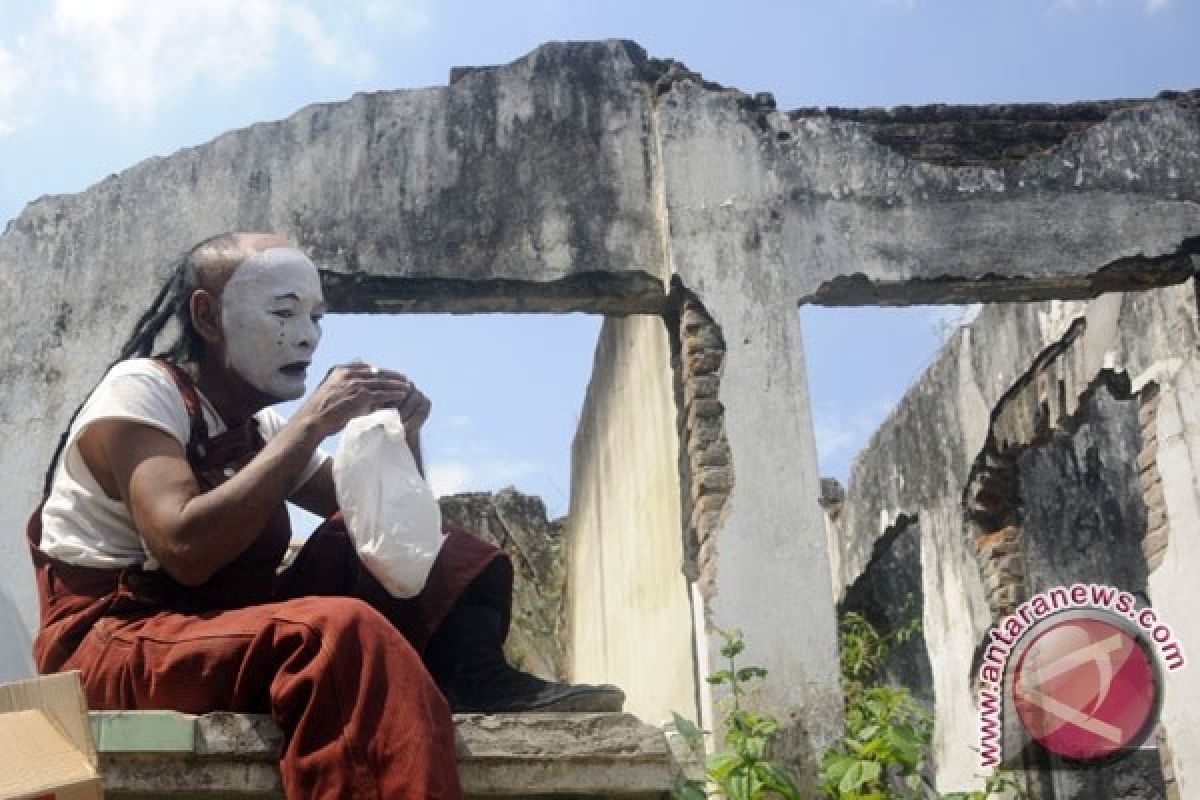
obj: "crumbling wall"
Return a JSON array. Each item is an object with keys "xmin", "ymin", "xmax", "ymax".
[
  {"xmin": 832, "ymin": 282, "xmax": 1200, "ymax": 795},
  {"xmin": 439, "ymin": 489, "xmax": 568, "ymax": 682},
  {"xmin": 566, "ymin": 314, "xmax": 697, "ymax": 725},
  {"xmin": 838, "ymin": 517, "xmax": 934, "ymax": 710},
  {"xmin": 2, "ymin": 37, "xmax": 1199, "ymax": 782}
]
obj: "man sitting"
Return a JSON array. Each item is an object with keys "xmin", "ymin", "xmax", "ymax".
[{"xmin": 29, "ymin": 232, "xmax": 622, "ymax": 800}]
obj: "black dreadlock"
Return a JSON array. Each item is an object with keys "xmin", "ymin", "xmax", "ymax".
[{"xmin": 42, "ymin": 232, "xmax": 242, "ymax": 495}]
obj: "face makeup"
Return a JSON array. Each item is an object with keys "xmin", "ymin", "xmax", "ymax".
[{"xmin": 220, "ymin": 247, "xmax": 326, "ymax": 400}]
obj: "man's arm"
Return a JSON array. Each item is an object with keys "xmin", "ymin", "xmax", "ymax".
[
  {"xmin": 80, "ymin": 416, "xmax": 324, "ymax": 587},
  {"xmin": 78, "ymin": 364, "xmax": 412, "ymax": 586}
]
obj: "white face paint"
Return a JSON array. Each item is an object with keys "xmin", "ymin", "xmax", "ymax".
[{"xmin": 220, "ymin": 247, "xmax": 325, "ymax": 401}]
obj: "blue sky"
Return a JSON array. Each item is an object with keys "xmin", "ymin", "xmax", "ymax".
[{"xmin": 2, "ymin": 0, "xmax": 1196, "ymax": 520}]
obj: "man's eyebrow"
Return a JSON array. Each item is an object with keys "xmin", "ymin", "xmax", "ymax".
[{"xmin": 271, "ymin": 292, "xmax": 300, "ymax": 301}]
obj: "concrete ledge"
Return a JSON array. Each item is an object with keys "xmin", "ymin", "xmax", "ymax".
[{"xmin": 94, "ymin": 711, "xmax": 675, "ymax": 799}]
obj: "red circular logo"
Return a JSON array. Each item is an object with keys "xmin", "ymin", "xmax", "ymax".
[{"xmin": 1012, "ymin": 615, "xmax": 1159, "ymax": 761}]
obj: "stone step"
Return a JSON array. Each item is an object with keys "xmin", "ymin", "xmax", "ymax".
[{"xmin": 91, "ymin": 711, "xmax": 683, "ymax": 799}]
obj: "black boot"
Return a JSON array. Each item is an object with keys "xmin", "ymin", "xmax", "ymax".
[{"xmin": 426, "ymin": 604, "xmax": 625, "ymax": 713}]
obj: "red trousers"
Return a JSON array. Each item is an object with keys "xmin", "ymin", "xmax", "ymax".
[{"xmin": 35, "ymin": 515, "xmax": 506, "ymax": 800}]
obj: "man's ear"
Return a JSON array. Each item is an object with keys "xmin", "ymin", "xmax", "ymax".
[{"xmin": 190, "ymin": 289, "xmax": 224, "ymax": 347}]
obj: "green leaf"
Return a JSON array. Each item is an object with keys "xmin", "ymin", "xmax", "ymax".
[
  {"xmin": 706, "ymin": 669, "xmax": 734, "ymax": 686},
  {"xmin": 855, "ymin": 724, "xmax": 880, "ymax": 741},
  {"xmin": 671, "ymin": 712, "xmax": 706, "ymax": 754},
  {"xmin": 720, "ymin": 638, "xmax": 746, "ymax": 658},
  {"xmin": 754, "ymin": 761, "xmax": 802, "ymax": 800},
  {"xmin": 736, "ymin": 666, "xmax": 768, "ymax": 683},
  {"xmin": 727, "ymin": 769, "xmax": 753, "ymax": 800},
  {"xmin": 670, "ymin": 778, "xmax": 708, "ymax": 800},
  {"xmin": 706, "ymin": 751, "xmax": 741, "ymax": 780},
  {"xmin": 821, "ymin": 751, "xmax": 856, "ymax": 787},
  {"xmin": 838, "ymin": 760, "xmax": 882, "ymax": 794}
]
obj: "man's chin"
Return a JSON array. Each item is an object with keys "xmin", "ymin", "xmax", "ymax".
[
  {"xmin": 273, "ymin": 382, "xmax": 307, "ymax": 402},
  {"xmin": 257, "ymin": 374, "xmax": 307, "ymax": 403}
]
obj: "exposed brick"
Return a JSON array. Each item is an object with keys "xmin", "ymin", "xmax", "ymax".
[
  {"xmin": 991, "ymin": 553, "xmax": 1025, "ymax": 580},
  {"xmin": 1143, "ymin": 525, "xmax": 1169, "ymax": 556},
  {"xmin": 1137, "ymin": 442, "xmax": 1158, "ymax": 474},
  {"xmin": 979, "ymin": 539, "xmax": 1020, "ymax": 561},
  {"xmin": 697, "ymin": 526, "xmax": 719, "ymax": 568},
  {"xmin": 1139, "ymin": 397, "xmax": 1160, "ymax": 427},
  {"xmin": 975, "ymin": 525, "xmax": 1019, "ymax": 551},
  {"xmin": 686, "ymin": 351, "xmax": 722, "ymax": 376},
  {"xmin": 692, "ymin": 492, "xmax": 726, "ymax": 519},
  {"xmin": 681, "ymin": 301, "xmax": 714, "ymax": 331},
  {"xmin": 690, "ymin": 441, "xmax": 731, "ymax": 470},
  {"xmin": 694, "ymin": 466, "xmax": 733, "ymax": 496},
  {"xmin": 989, "ymin": 584, "xmax": 1019, "ymax": 615},
  {"xmin": 1147, "ymin": 505, "xmax": 1168, "ymax": 533},
  {"xmin": 687, "ymin": 416, "xmax": 724, "ymax": 450},
  {"xmin": 684, "ymin": 374, "xmax": 720, "ymax": 406},
  {"xmin": 1146, "ymin": 548, "xmax": 1167, "ymax": 573},
  {"xmin": 985, "ymin": 569, "xmax": 1022, "ymax": 595},
  {"xmin": 1139, "ymin": 468, "xmax": 1162, "ymax": 494},
  {"xmin": 687, "ymin": 398, "xmax": 724, "ymax": 427},
  {"xmin": 1143, "ymin": 480, "xmax": 1166, "ymax": 512},
  {"xmin": 682, "ymin": 326, "xmax": 723, "ymax": 354},
  {"xmin": 690, "ymin": 506, "xmax": 723, "ymax": 538}
]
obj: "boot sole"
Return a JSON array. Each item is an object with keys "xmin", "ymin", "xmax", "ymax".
[{"xmin": 520, "ymin": 686, "xmax": 626, "ymax": 713}]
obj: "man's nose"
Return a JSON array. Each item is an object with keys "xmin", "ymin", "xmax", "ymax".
[{"xmin": 297, "ymin": 318, "xmax": 321, "ymax": 350}]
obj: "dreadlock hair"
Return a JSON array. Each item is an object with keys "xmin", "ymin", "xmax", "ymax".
[{"xmin": 43, "ymin": 232, "xmax": 246, "ymax": 495}]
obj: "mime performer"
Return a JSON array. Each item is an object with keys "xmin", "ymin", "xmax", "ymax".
[{"xmin": 28, "ymin": 232, "xmax": 622, "ymax": 800}]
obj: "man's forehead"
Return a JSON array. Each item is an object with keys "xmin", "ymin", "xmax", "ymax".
[{"xmin": 225, "ymin": 247, "xmax": 322, "ymax": 294}]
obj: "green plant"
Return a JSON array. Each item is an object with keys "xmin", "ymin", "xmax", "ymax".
[
  {"xmin": 823, "ymin": 610, "xmax": 1023, "ymax": 800},
  {"xmin": 671, "ymin": 628, "xmax": 801, "ymax": 800},
  {"xmin": 940, "ymin": 768, "xmax": 1025, "ymax": 800},
  {"xmin": 819, "ymin": 682, "xmax": 932, "ymax": 799}
]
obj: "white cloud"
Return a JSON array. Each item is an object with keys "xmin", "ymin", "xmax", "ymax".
[
  {"xmin": 428, "ymin": 461, "xmax": 473, "ymax": 496},
  {"xmin": 0, "ymin": 0, "xmax": 431, "ymax": 124},
  {"xmin": 49, "ymin": 0, "xmax": 294, "ymax": 116},
  {"xmin": 427, "ymin": 456, "xmax": 540, "ymax": 498}
]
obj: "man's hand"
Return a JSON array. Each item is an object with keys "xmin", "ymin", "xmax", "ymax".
[
  {"xmin": 293, "ymin": 363, "xmax": 429, "ymax": 439},
  {"xmin": 393, "ymin": 376, "xmax": 432, "ymax": 438}
]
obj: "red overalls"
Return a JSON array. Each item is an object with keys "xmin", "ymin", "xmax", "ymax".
[{"xmin": 27, "ymin": 359, "xmax": 507, "ymax": 800}]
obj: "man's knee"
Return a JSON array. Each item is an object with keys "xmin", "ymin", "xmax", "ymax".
[{"xmin": 272, "ymin": 596, "xmax": 407, "ymax": 652}]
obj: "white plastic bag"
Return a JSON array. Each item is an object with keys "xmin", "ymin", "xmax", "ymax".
[{"xmin": 332, "ymin": 409, "xmax": 445, "ymax": 598}]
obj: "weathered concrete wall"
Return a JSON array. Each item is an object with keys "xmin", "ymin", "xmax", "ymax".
[
  {"xmin": 566, "ymin": 314, "xmax": 697, "ymax": 726},
  {"xmin": 833, "ymin": 281, "xmax": 1200, "ymax": 794},
  {"xmin": 2, "ymin": 38, "xmax": 1199, "ymax": 785},
  {"xmin": 0, "ymin": 41, "xmax": 669, "ymax": 689},
  {"xmin": 439, "ymin": 489, "xmax": 569, "ymax": 681},
  {"xmin": 838, "ymin": 517, "xmax": 934, "ymax": 710}
]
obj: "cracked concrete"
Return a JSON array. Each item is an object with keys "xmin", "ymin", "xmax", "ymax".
[
  {"xmin": 830, "ymin": 281, "xmax": 1200, "ymax": 793},
  {"xmin": 2, "ymin": 39, "xmax": 1199, "ymax": 781}
]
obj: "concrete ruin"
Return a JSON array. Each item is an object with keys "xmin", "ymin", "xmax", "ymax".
[
  {"xmin": 1, "ymin": 39, "xmax": 1198, "ymax": 792},
  {"xmin": 829, "ymin": 284, "xmax": 1200, "ymax": 797}
]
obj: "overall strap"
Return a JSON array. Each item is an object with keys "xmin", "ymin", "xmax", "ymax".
[{"xmin": 151, "ymin": 357, "xmax": 211, "ymax": 459}]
